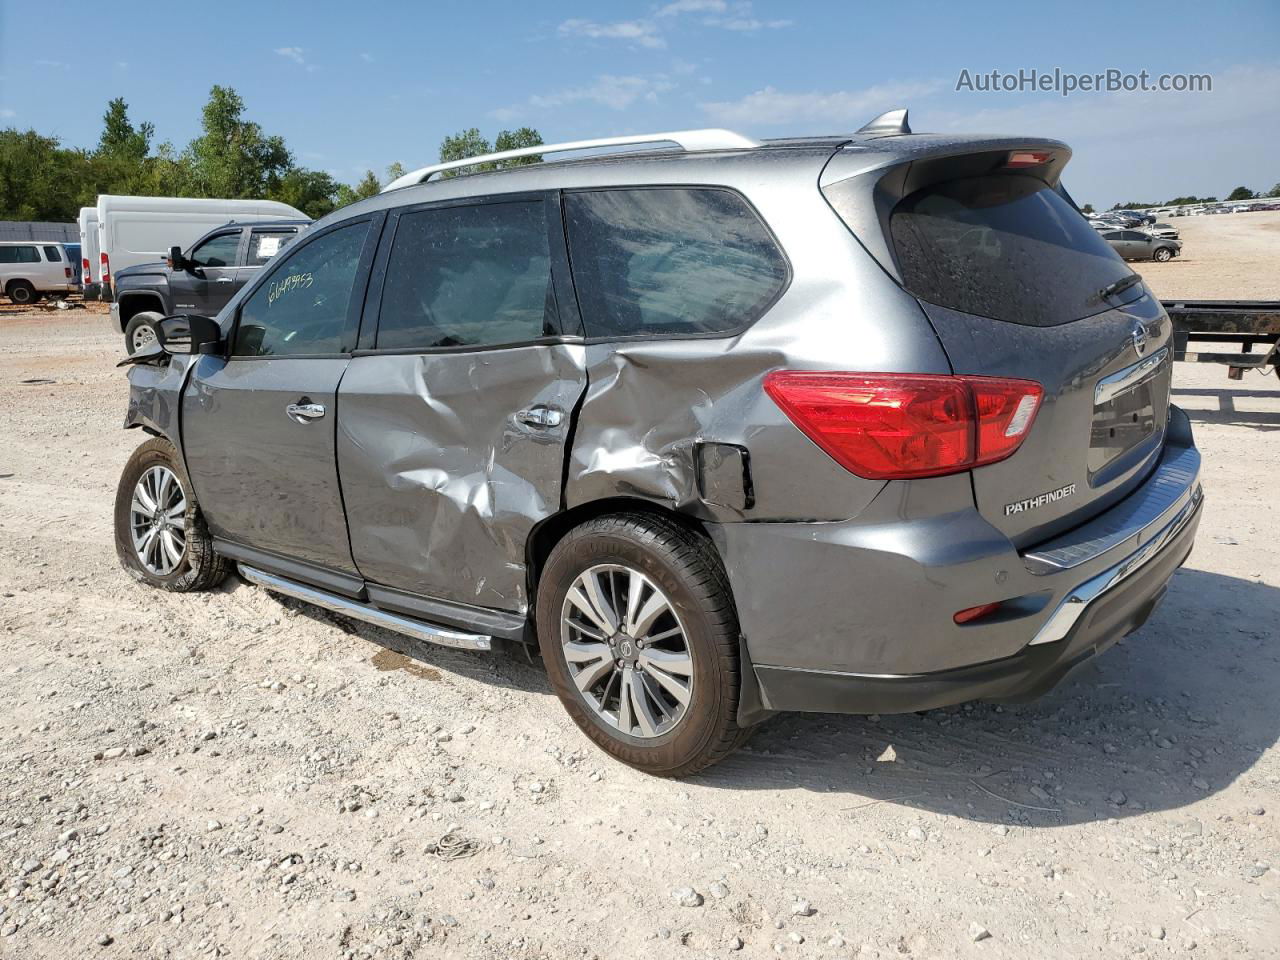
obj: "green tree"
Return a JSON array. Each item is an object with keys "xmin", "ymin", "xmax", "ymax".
[
  {"xmin": 1226, "ymin": 185, "xmax": 1255, "ymax": 201},
  {"xmin": 271, "ymin": 167, "xmax": 341, "ymax": 220},
  {"xmin": 1081, "ymin": 203, "xmax": 1095, "ymax": 214},
  {"xmin": 1267, "ymin": 182, "xmax": 1280, "ymax": 199},
  {"xmin": 437, "ymin": 127, "xmax": 543, "ymax": 177},
  {"xmin": 0, "ymin": 129, "xmax": 85, "ymax": 220},
  {"xmin": 96, "ymin": 98, "xmax": 153, "ymax": 163},
  {"xmin": 186, "ymin": 86, "xmax": 292, "ymax": 198},
  {"xmin": 335, "ymin": 169, "xmax": 382, "ymax": 208}
]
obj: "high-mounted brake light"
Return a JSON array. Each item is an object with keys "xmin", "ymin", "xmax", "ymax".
[
  {"xmin": 100, "ymin": 252, "xmax": 110, "ymax": 284},
  {"xmin": 763, "ymin": 371, "xmax": 1043, "ymax": 480},
  {"xmin": 1006, "ymin": 150, "xmax": 1051, "ymax": 168}
]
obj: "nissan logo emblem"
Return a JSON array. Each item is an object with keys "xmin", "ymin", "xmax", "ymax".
[{"xmin": 1131, "ymin": 322, "xmax": 1150, "ymax": 357}]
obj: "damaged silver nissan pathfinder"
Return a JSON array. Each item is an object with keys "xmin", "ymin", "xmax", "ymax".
[{"xmin": 113, "ymin": 111, "xmax": 1204, "ymax": 776}]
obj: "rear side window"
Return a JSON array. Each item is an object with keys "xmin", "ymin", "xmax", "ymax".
[
  {"xmin": 43, "ymin": 245, "xmax": 62, "ymax": 262},
  {"xmin": 889, "ymin": 175, "xmax": 1135, "ymax": 327},
  {"xmin": 377, "ymin": 200, "xmax": 555, "ymax": 350},
  {"xmin": 233, "ymin": 222, "xmax": 370, "ymax": 357},
  {"xmin": 565, "ymin": 188, "xmax": 787, "ymax": 338},
  {"xmin": 248, "ymin": 230, "xmax": 296, "ymax": 265},
  {"xmin": 0, "ymin": 245, "xmax": 40, "ymax": 264}
]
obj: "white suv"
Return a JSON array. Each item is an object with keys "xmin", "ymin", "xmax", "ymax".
[{"xmin": 1, "ymin": 241, "xmax": 76, "ymax": 305}]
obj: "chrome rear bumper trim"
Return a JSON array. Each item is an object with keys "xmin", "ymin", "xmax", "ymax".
[
  {"xmin": 1094, "ymin": 346, "xmax": 1170, "ymax": 405},
  {"xmin": 238, "ymin": 565, "xmax": 492, "ymax": 652},
  {"xmin": 1026, "ymin": 484, "xmax": 1201, "ymax": 647}
]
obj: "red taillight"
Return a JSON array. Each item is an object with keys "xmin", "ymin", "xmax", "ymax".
[
  {"xmin": 954, "ymin": 602, "xmax": 1002, "ymax": 624},
  {"xmin": 1006, "ymin": 150, "xmax": 1051, "ymax": 168},
  {"xmin": 763, "ymin": 371, "xmax": 1043, "ymax": 480},
  {"xmin": 100, "ymin": 252, "xmax": 110, "ymax": 283},
  {"xmin": 82, "ymin": 258, "xmax": 91, "ymax": 273}
]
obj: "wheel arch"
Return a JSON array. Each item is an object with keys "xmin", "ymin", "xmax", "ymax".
[
  {"xmin": 524, "ymin": 496, "xmax": 771, "ymax": 727},
  {"xmin": 116, "ymin": 292, "xmax": 166, "ymax": 331}
]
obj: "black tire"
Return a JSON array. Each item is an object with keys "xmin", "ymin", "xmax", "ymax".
[
  {"xmin": 6, "ymin": 281, "xmax": 38, "ymax": 305},
  {"xmin": 124, "ymin": 311, "xmax": 164, "ymax": 355},
  {"xmin": 113, "ymin": 437, "xmax": 230, "ymax": 592},
  {"xmin": 536, "ymin": 512, "xmax": 751, "ymax": 777},
  {"xmin": 1153, "ymin": 247, "xmax": 1173, "ymax": 262}
]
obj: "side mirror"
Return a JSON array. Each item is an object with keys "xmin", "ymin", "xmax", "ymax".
[
  {"xmin": 168, "ymin": 246, "xmax": 186, "ymax": 271},
  {"xmin": 158, "ymin": 314, "xmax": 223, "ymax": 355}
]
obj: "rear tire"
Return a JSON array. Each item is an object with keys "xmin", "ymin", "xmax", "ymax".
[
  {"xmin": 114, "ymin": 437, "xmax": 230, "ymax": 592},
  {"xmin": 125, "ymin": 311, "xmax": 163, "ymax": 355},
  {"xmin": 536, "ymin": 513, "xmax": 751, "ymax": 777},
  {"xmin": 6, "ymin": 281, "xmax": 38, "ymax": 305}
]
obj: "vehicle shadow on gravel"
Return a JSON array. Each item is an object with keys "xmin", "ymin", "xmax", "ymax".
[
  {"xmin": 1173, "ymin": 386, "xmax": 1280, "ymax": 431},
  {"xmin": 699, "ymin": 568, "xmax": 1279, "ymax": 827}
]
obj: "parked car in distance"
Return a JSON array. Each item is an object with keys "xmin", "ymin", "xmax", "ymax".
[
  {"xmin": 79, "ymin": 206, "xmax": 102, "ymax": 299},
  {"xmin": 113, "ymin": 116, "xmax": 1203, "ymax": 775},
  {"xmin": 1101, "ymin": 229, "xmax": 1182, "ymax": 261},
  {"xmin": 96, "ymin": 195, "xmax": 307, "ymax": 300},
  {"xmin": 65, "ymin": 242, "xmax": 83, "ymax": 288},
  {"xmin": 1113, "ymin": 209, "xmax": 1156, "ymax": 226},
  {"xmin": 111, "ymin": 219, "xmax": 308, "ymax": 353},
  {"xmin": 1145, "ymin": 223, "xmax": 1180, "ymax": 240},
  {"xmin": 1, "ymin": 241, "xmax": 76, "ymax": 304}
]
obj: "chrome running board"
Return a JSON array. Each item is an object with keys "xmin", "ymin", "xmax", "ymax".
[{"xmin": 238, "ymin": 565, "xmax": 492, "ymax": 652}]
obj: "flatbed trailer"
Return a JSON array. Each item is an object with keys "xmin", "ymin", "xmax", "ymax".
[{"xmin": 1162, "ymin": 299, "xmax": 1280, "ymax": 380}]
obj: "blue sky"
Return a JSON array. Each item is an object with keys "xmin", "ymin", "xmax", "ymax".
[{"xmin": 1, "ymin": 0, "xmax": 1277, "ymax": 206}]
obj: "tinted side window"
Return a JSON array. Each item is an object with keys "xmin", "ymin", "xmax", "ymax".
[
  {"xmin": 43, "ymin": 245, "xmax": 62, "ymax": 262},
  {"xmin": 233, "ymin": 222, "xmax": 370, "ymax": 357},
  {"xmin": 377, "ymin": 201, "xmax": 555, "ymax": 350},
  {"xmin": 189, "ymin": 232, "xmax": 241, "ymax": 267},
  {"xmin": 248, "ymin": 230, "xmax": 297, "ymax": 266},
  {"xmin": 0, "ymin": 245, "xmax": 41, "ymax": 264},
  {"xmin": 564, "ymin": 188, "xmax": 787, "ymax": 338}
]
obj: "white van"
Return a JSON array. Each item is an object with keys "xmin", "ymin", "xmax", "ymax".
[
  {"xmin": 96, "ymin": 195, "xmax": 307, "ymax": 298},
  {"xmin": 78, "ymin": 206, "xmax": 101, "ymax": 299},
  {"xmin": 1, "ymin": 241, "xmax": 76, "ymax": 305}
]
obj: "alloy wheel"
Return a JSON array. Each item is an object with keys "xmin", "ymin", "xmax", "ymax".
[
  {"xmin": 129, "ymin": 465, "xmax": 188, "ymax": 576},
  {"xmin": 559, "ymin": 563, "xmax": 694, "ymax": 738},
  {"xmin": 131, "ymin": 323, "xmax": 157, "ymax": 352}
]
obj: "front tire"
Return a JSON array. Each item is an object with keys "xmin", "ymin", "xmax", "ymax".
[
  {"xmin": 125, "ymin": 312, "xmax": 163, "ymax": 355},
  {"xmin": 1153, "ymin": 247, "xmax": 1173, "ymax": 262},
  {"xmin": 114, "ymin": 437, "xmax": 230, "ymax": 592},
  {"xmin": 536, "ymin": 513, "xmax": 750, "ymax": 776},
  {"xmin": 6, "ymin": 281, "xmax": 38, "ymax": 305}
]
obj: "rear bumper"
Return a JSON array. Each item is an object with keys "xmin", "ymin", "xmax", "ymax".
[
  {"xmin": 716, "ymin": 406, "xmax": 1203, "ymax": 716},
  {"xmin": 754, "ymin": 487, "xmax": 1200, "ymax": 714}
]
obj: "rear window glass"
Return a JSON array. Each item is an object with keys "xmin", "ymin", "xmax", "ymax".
[
  {"xmin": 565, "ymin": 188, "xmax": 787, "ymax": 338},
  {"xmin": 889, "ymin": 175, "xmax": 1135, "ymax": 326},
  {"xmin": 43, "ymin": 245, "xmax": 62, "ymax": 262}
]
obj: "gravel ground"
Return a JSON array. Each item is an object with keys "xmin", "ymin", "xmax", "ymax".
[{"xmin": 1, "ymin": 232, "xmax": 1279, "ymax": 959}]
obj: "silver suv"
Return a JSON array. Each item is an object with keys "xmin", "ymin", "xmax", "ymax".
[{"xmin": 113, "ymin": 111, "xmax": 1203, "ymax": 776}]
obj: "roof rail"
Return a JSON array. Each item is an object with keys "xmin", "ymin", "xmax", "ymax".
[{"xmin": 381, "ymin": 128, "xmax": 762, "ymax": 193}]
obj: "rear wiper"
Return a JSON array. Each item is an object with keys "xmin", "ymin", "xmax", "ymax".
[{"xmin": 1097, "ymin": 272, "xmax": 1143, "ymax": 302}]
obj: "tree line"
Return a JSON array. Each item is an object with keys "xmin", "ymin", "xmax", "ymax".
[
  {"xmin": 1109, "ymin": 183, "xmax": 1280, "ymax": 210},
  {"xmin": 0, "ymin": 87, "xmax": 542, "ymax": 222}
]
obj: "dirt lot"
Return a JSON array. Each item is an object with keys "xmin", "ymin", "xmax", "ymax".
[
  {"xmin": 1132, "ymin": 210, "xmax": 1280, "ymax": 301},
  {"xmin": 1, "ymin": 217, "xmax": 1278, "ymax": 959}
]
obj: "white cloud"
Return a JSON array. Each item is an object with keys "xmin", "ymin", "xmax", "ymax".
[
  {"xmin": 35, "ymin": 59, "xmax": 69, "ymax": 69},
  {"xmin": 115, "ymin": 61, "xmax": 129, "ymax": 70},
  {"xmin": 360, "ymin": 52, "xmax": 375, "ymax": 63},
  {"xmin": 558, "ymin": 18, "xmax": 665, "ymax": 49},
  {"xmin": 657, "ymin": 0, "xmax": 726, "ymax": 14},
  {"xmin": 700, "ymin": 80, "xmax": 944, "ymax": 128},
  {"xmin": 0, "ymin": 108, "xmax": 16, "ymax": 119},
  {"xmin": 532, "ymin": 74, "xmax": 675, "ymax": 110},
  {"xmin": 274, "ymin": 47, "xmax": 306, "ymax": 65},
  {"xmin": 712, "ymin": 17, "xmax": 792, "ymax": 30}
]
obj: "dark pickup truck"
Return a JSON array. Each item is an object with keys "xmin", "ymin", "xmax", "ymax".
[{"xmin": 110, "ymin": 219, "xmax": 309, "ymax": 354}]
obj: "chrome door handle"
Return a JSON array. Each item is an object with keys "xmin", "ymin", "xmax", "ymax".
[
  {"xmin": 516, "ymin": 406, "xmax": 563, "ymax": 428},
  {"xmin": 286, "ymin": 402, "xmax": 326, "ymax": 423},
  {"xmin": 215, "ymin": 277, "xmax": 234, "ymax": 283}
]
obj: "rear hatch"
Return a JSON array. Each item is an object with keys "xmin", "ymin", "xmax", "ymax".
[{"xmin": 823, "ymin": 140, "xmax": 1172, "ymax": 547}]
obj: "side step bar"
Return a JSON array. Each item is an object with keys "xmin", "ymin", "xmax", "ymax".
[{"xmin": 238, "ymin": 565, "xmax": 492, "ymax": 652}]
